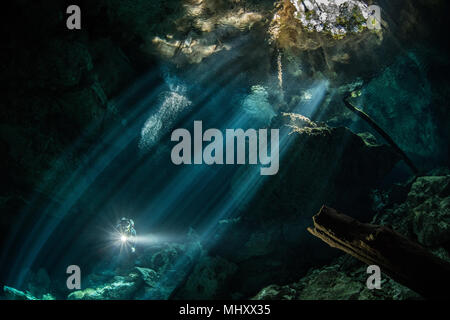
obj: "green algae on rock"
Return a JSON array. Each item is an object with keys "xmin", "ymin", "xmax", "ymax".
[{"xmin": 290, "ymin": 0, "xmax": 373, "ymax": 38}]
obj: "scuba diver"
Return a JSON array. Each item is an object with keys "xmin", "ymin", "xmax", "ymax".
[{"xmin": 116, "ymin": 217, "xmax": 137, "ymax": 253}]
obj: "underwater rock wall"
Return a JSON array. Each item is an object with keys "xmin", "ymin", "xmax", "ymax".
[{"xmin": 356, "ymin": 51, "xmax": 446, "ymax": 166}]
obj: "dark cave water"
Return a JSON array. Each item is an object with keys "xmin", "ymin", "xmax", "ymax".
[
  {"xmin": 0, "ymin": 47, "xmax": 314, "ymax": 297},
  {"xmin": 1, "ymin": 35, "xmax": 449, "ymax": 300}
]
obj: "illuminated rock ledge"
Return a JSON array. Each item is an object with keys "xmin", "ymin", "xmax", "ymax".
[{"xmin": 290, "ymin": 0, "xmax": 372, "ymax": 39}]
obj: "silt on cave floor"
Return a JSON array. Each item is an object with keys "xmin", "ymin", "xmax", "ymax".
[{"xmin": 1, "ymin": 0, "xmax": 450, "ymax": 300}]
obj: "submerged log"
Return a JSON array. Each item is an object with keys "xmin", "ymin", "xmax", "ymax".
[{"xmin": 308, "ymin": 206, "xmax": 450, "ymax": 299}]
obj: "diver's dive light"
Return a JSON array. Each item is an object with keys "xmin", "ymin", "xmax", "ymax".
[{"xmin": 120, "ymin": 235, "xmax": 128, "ymax": 243}]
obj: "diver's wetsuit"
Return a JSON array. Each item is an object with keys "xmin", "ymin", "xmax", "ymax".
[{"xmin": 116, "ymin": 218, "xmax": 137, "ymax": 253}]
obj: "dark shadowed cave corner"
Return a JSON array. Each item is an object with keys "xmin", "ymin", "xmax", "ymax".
[{"xmin": 0, "ymin": 0, "xmax": 450, "ymax": 300}]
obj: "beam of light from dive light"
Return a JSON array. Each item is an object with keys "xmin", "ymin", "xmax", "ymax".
[{"xmin": 132, "ymin": 234, "xmax": 166, "ymax": 244}]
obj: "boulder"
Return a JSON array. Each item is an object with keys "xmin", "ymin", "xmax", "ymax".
[{"xmin": 135, "ymin": 267, "xmax": 159, "ymax": 287}]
